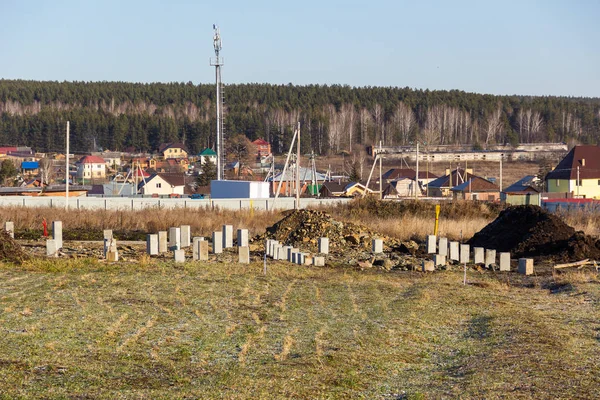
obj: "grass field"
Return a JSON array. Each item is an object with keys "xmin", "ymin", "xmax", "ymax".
[{"xmin": 1, "ymin": 258, "xmax": 598, "ymax": 398}]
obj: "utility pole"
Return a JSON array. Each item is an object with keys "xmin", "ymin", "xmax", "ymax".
[
  {"xmin": 577, "ymin": 166, "xmax": 580, "ymax": 197},
  {"xmin": 379, "ymin": 141, "xmax": 383, "ymax": 200},
  {"xmin": 296, "ymin": 122, "xmax": 301, "ymax": 210},
  {"xmin": 415, "ymin": 142, "xmax": 419, "ymax": 200},
  {"xmin": 65, "ymin": 121, "xmax": 70, "ymax": 210},
  {"xmin": 499, "ymin": 154, "xmax": 503, "ymax": 192}
]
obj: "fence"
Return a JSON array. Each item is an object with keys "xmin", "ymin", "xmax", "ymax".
[{"xmin": 0, "ymin": 196, "xmax": 352, "ymax": 211}]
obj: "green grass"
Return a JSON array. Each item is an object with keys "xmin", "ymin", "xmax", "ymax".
[{"xmin": 0, "ymin": 259, "xmax": 599, "ymax": 399}]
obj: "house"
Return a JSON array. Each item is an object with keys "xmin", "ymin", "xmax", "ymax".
[
  {"xmin": 198, "ymin": 148, "xmax": 217, "ymax": 165},
  {"xmin": 96, "ymin": 151, "xmax": 123, "ymax": 169},
  {"xmin": 21, "ymin": 161, "xmax": 39, "ymax": 176},
  {"xmin": 450, "ymin": 176, "xmax": 500, "ymax": 201},
  {"xmin": 138, "ymin": 173, "xmax": 186, "ymax": 196},
  {"xmin": 319, "ymin": 181, "xmax": 348, "ymax": 197},
  {"xmin": 344, "ymin": 181, "xmax": 391, "ymax": 197},
  {"xmin": 159, "ymin": 143, "xmax": 188, "ymax": 159},
  {"xmin": 427, "ymin": 168, "xmax": 475, "ymax": 197},
  {"xmin": 545, "ymin": 145, "xmax": 600, "ymax": 199},
  {"xmin": 502, "ymin": 175, "xmax": 541, "ymax": 205},
  {"xmin": 270, "ymin": 167, "xmax": 328, "ymax": 195},
  {"xmin": 252, "ymin": 138, "xmax": 271, "ymax": 159},
  {"xmin": 75, "ymin": 155, "xmax": 107, "ymax": 180},
  {"xmin": 382, "ymin": 168, "xmax": 438, "ymax": 183}
]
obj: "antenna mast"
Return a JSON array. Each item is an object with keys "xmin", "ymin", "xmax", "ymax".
[{"xmin": 210, "ymin": 24, "xmax": 224, "ymax": 180}]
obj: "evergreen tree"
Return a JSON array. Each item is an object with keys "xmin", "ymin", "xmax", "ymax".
[{"xmin": 197, "ymin": 158, "xmax": 216, "ymax": 186}]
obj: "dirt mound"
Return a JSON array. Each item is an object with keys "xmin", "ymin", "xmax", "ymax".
[
  {"xmin": 0, "ymin": 230, "xmax": 30, "ymax": 264},
  {"xmin": 259, "ymin": 209, "xmax": 398, "ymax": 253},
  {"xmin": 468, "ymin": 205, "xmax": 600, "ymax": 261}
]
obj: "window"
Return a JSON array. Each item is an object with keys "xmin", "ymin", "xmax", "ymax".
[{"xmin": 156, "ymin": 183, "xmax": 162, "ymax": 188}]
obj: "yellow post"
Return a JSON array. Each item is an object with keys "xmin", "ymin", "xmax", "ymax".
[{"xmin": 434, "ymin": 204, "xmax": 440, "ymax": 235}]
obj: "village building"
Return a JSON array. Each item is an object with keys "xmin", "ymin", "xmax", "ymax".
[
  {"xmin": 252, "ymin": 138, "xmax": 271, "ymax": 159},
  {"xmin": 75, "ymin": 155, "xmax": 106, "ymax": 180},
  {"xmin": 138, "ymin": 173, "xmax": 186, "ymax": 196},
  {"xmin": 427, "ymin": 168, "xmax": 476, "ymax": 197},
  {"xmin": 198, "ymin": 148, "xmax": 217, "ymax": 165},
  {"xmin": 450, "ymin": 176, "xmax": 500, "ymax": 201},
  {"xmin": 159, "ymin": 143, "xmax": 188, "ymax": 159},
  {"xmin": 502, "ymin": 175, "xmax": 541, "ymax": 205},
  {"xmin": 545, "ymin": 145, "xmax": 600, "ymax": 199}
]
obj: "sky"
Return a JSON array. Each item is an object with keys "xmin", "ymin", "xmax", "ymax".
[{"xmin": 1, "ymin": 0, "xmax": 599, "ymax": 97}]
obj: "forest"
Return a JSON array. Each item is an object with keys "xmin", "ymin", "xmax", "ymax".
[{"xmin": 0, "ymin": 79, "xmax": 599, "ymax": 155}]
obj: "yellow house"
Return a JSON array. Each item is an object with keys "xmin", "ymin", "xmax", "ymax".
[
  {"xmin": 159, "ymin": 143, "xmax": 188, "ymax": 159},
  {"xmin": 546, "ymin": 145, "xmax": 600, "ymax": 199}
]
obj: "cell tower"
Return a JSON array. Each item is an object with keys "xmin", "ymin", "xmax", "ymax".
[{"xmin": 210, "ymin": 24, "xmax": 224, "ymax": 180}]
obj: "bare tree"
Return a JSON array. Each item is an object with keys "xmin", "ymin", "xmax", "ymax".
[
  {"xmin": 484, "ymin": 107, "xmax": 503, "ymax": 144},
  {"xmin": 390, "ymin": 102, "xmax": 416, "ymax": 144},
  {"xmin": 39, "ymin": 157, "xmax": 55, "ymax": 185}
]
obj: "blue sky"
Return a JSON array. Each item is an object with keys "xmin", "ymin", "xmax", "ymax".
[{"xmin": 1, "ymin": 0, "xmax": 599, "ymax": 96}]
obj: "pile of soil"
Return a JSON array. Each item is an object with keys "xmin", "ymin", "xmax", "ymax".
[
  {"xmin": 0, "ymin": 230, "xmax": 30, "ymax": 264},
  {"xmin": 468, "ymin": 205, "xmax": 600, "ymax": 261},
  {"xmin": 257, "ymin": 209, "xmax": 401, "ymax": 253}
]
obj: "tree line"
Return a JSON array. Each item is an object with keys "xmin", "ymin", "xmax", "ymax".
[{"xmin": 0, "ymin": 79, "xmax": 599, "ymax": 155}]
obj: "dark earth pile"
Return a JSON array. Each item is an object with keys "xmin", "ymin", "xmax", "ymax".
[
  {"xmin": 468, "ymin": 205, "xmax": 600, "ymax": 261},
  {"xmin": 258, "ymin": 209, "xmax": 402, "ymax": 253},
  {"xmin": 0, "ymin": 229, "xmax": 30, "ymax": 264}
]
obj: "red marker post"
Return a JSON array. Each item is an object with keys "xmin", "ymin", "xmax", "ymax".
[{"xmin": 42, "ymin": 218, "xmax": 48, "ymax": 238}]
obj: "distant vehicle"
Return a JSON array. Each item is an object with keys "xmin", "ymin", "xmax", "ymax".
[
  {"xmin": 169, "ymin": 193, "xmax": 181, "ymax": 198},
  {"xmin": 190, "ymin": 193, "xmax": 205, "ymax": 199}
]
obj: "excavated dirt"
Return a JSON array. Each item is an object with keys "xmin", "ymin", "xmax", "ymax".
[
  {"xmin": 468, "ymin": 205, "xmax": 600, "ymax": 261},
  {"xmin": 0, "ymin": 230, "xmax": 30, "ymax": 264}
]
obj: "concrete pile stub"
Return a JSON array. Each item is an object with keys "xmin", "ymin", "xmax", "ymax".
[
  {"xmin": 313, "ymin": 256, "xmax": 325, "ymax": 267},
  {"xmin": 318, "ymin": 237, "xmax": 329, "ymax": 254},
  {"xmin": 291, "ymin": 252, "xmax": 298, "ymax": 264},
  {"xmin": 304, "ymin": 255, "xmax": 313, "ymax": 266},
  {"xmin": 180, "ymin": 225, "xmax": 191, "ymax": 248},
  {"xmin": 212, "ymin": 231, "xmax": 223, "ymax": 254},
  {"xmin": 193, "ymin": 238, "xmax": 209, "ymax": 261},
  {"xmin": 485, "ymin": 249, "xmax": 497, "ymax": 268},
  {"xmin": 169, "ymin": 227, "xmax": 181, "ymax": 251},
  {"xmin": 422, "ymin": 260, "xmax": 435, "ymax": 272},
  {"xmin": 518, "ymin": 258, "xmax": 534, "ymax": 275},
  {"xmin": 52, "ymin": 221, "xmax": 63, "ymax": 250},
  {"xmin": 288, "ymin": 247, "xmax": 299, "ymax": 262},
  {"xmin": 499, "ymin": 252, "xmax": 511, "ymax": 272},
  {"xmin": 427, "ymin": 235, "xmax": 436, "ymax": 254},
  {"xmin": 103, "ymin": 229, "xmax": 113, "ymax": 241},
  {"xmin": 434, "ymin": 254, "xmax": 446, "ymax": 267},
  {"xmin": 158, "ymin": 231, "xmax": 168, "ymax": 253},
  {"xmin": 238, "ymin": 246, "xmax": 250, "ymax": 264},
  {"xmin": 438, "ymin": 237, "xmax": 448, "ymax": 257},
  {"xmin": 460, "ymin": 244, "xmax": 470, "ymax": 264},
  {"xmin": 237, "ymin": 229, "xmax": 249, "ymax": 247},
  {"xmin": 449, "ymin": 241, "xmax": 459, "ymax": 261},
  {"xmin": 474, "ymin": 247, "xmax": 484, "ymax": 264},
  {"xmin": 46, "ymin": 239, "xmax": 58, "ymax": 257},
  {"xmin": 146, "ymin": 234, "xmax": 159, "ymax": 256},
  {"xmin": 372, "ymin": 239, "xmax": 383, "ymax": 254},
  {"xmin": 222, "ymin": 225, "xmax": 233, "ymax": 248},
  {"xmin": 4, "ymin": 221, "xmax": 14, "ymax": 238},
  {"xmin": 174, "ymin": 249, "xmax": 185, "ymax": 263},
  {"xmin": 282, "ymin": 246, "xmax": 291, "ymax": 261}
]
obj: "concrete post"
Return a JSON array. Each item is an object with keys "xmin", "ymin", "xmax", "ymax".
[
  {"xmin": 174, "ymin": 249, "xmax": 185, "ymax": 263},
  {"xmin": 485, "ymin": 249, "xmax": 497, "ymax": 268},
  {"xmin": 518, "ymin": 258, "xmax": 533, "ymax": 275},
  {"xmin": 180, "ymin": 225, "xmax": 191, "ymax": 248},
  {"xmin": 318, "ymin": 237, "xmax": 329, "ymax": 254},
  {"xmin": 438, "ymin": 237, "xmax": 448, "ymax": 257},
  {"xmin": 52, "ymin": 221, "xmax": 63, "ymax": 250},
  {"xmin": 422, "ymin": 260, "xmax": 435, "ymax": 272},
  {"xmin": 103, "ymin": 229, "xmax": 113, "ymax": 241},
  {"xmin": 146, "ymin": 234, "xmax": 159, "ymax": 256},
  {"xmin": 449, "ymin": 241, "xmax": 459, "ymax": 261},
  {"xmin": 499, "ymin": 252, "xmax": 511, "ymax": 271},
  {"xmin": 474, "ymin": 247, "xmax": 484, "ymax": 264},
  {"xmin": 291, "ymin": 252, "xmax": 298, "ymax": 264},
  {"xmin": 313, "ymin": 256, "xmax": 325, "ymax": 267},
  {"xmin": 169, "ymin": 227, "xmax": 181, "ymax": 251},
  {"xmin": 460, "ymin": 244, "xmax": 470, "ymax": 264},
  {"xmin": 427, "ymin": 235, "xmax": 436, "ymax": 253},
  {"xmin": 237, "ymin": 229, "xmax": 249, "ymax": 247},
  {"xmin": 46, "ymin": 239, "xmax": 57, "ymax": 257},
  {"xmin": 238, "ymin": 246, "xmax": 250, "ymax": 264},
  {"xmin": 288, "ymin": 248, "xmax": 299, "ymax": 262},
  {"xmin": 4, "ymin": 221, "xmax": 14, "ymax": 238},
  {"xmin": 222, "ymin": 225, "xmax": 233, "ymax": 248},
  {"xmin": 270, "ymin": 240, "xmax": 279, "ymax": 258},
  {"xmin": 212, "ymin": 231, "xmax": 223, "ymax": 254},
  {"xmin": 304, "ymin": 255, "xmax": 313, "ymax": 266},
  {"xmin": 372, "ymin": 239, "xmax": 383, "ymax": 254},
  {"xmin": 434, "ymin": 254, "xmax": 446, "ymax": 266},
  {"xmin": 265, "ymin": 239, "xmax": 273, "ymax": 257},
  {"xmin": 158, "ymin": 231, "xmax": 168, "ymax": 253},
  {"xmin": 282, "ymin": 246, "xmax": 291, "ymax": 261}
]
